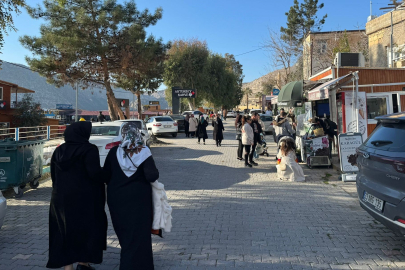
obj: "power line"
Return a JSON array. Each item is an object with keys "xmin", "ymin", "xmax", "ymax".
[{"xmin": 235, "ymin": 46, "xmax": 266, "ymax": 56}]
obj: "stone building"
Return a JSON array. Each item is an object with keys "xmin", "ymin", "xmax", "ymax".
[
  {"xmin": 366, "ymin": 9, "xmax": 405, "ymax": 68},
  {"xmin": 303, "ymin": 30, "xmax": 368, "ymax": 80}
]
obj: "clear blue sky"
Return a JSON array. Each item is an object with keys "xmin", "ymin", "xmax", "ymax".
[{"xmin": 1, "ymin": 0, "xmax": 391, "ymax": 84}]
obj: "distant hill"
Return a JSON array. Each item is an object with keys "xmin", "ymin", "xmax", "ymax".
[{"xmin": 0, "ymin": 61, "xmax": 169, "ymax": 110}]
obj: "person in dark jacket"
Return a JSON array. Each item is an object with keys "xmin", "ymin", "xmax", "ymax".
[
  {"xmin": 212, "ymin": 114, "xmax": 225, "ymax": 146},
  {"xmin": 197, "ymin": 115, "xmax": 208, "ymax": 144},
  {"xmin": 235, "ymin": 114, "xmax": 243, "ymax": 160},
  {"xmin": 97, "ymin": 111, "xmax": 106, "ymax": 123},
  {"xmin": 104, "ymin": 123, "xmax": 159, "ymax": 270},
  {"xmin": 47, "ymin": 122, "xmax": 107, "ymax": 270},
  {"xmin": 249, "ymin": 112, "xmax": 263, "ymax": 166},
  {"xmin": 184, "ymin": 114, "xmax": 190, "ymax": 138}
]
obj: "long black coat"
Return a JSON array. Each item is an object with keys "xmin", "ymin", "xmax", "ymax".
[
  {"xmin": 47, "ymin": 122, "xmax": 107, "ymax": 269},
  {"xmin": 212, "ymin": 118, "xmax": 224, "ymax": 141},
  {"xmin": 104, "ymin": 147, "xmax": 159, "ymax": 270},
  {"xmin": 197, "ymin": 119, "xmax": 208, "ymax": 139}
]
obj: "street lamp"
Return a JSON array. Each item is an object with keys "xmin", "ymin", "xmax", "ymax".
[{"xmin": 75, "ymin": 76, "xmax": 87, "ymax": 122}]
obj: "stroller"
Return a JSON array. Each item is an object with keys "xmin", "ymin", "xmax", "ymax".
[{"xmin": 254, "ymin": 133, "xmax": 270, "ymax": 158}]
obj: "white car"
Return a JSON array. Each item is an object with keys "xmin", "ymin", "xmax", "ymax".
[
  {"xmin": 90, "ymin": 122, "xmax": 150, "ymax": 167},
  {"xmin": 182, "ymin": 110, "xmax": 208, "ymax": 120},
  {"xmin": 226, "ymin": 111, "xmax": 236, "ymax": 118},
  {"xmin": 250, "ymin": 109, "xmax": 263, "ymax": 116},
  {"xmin": 146, "ymin": 116, "xmax": 178, "ymax": 137},
  {"xmin": 0, "ymin": 191, "xmax": 6, "ymax": 230},
  {"xmin": 259, "ymin": 114, "xmax": 274, "ymax": 135}
]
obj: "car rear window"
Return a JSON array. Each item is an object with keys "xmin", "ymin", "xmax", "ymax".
[
  {"xmin": 260, "ymin": 116, "xmax": 273, "ymax": 121},
  {"xmin": 169, "ymin": 115, "xmax": 184, "ymax": 120},
  {"xmin": 121, "ymin": 121, "xmax": 142, "ymax": 129},
  {"xmin": 364, "ymin": 122, "xmax": 405, "ymax": 152},
  {"xmin": 91, "ymin": 126, "xmax": 120, "ymax": 136},
  {"xmin": 155, "ymin": 117, "xmax": 173, "ymax": 122}
]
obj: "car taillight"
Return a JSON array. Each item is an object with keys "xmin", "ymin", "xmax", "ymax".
[
  {"xmin": 270, "ymin": 122, "xmax": 273, "ymax": 125},
  {"xmin": 394, "ymin": 161, "xmax": 405, "ymax": 174},
  {"xmin": 153, "ymin": 123, "xmax": 162, "ymax": 126},
  {"xmin": 173, "ymin": 123, "xmax": 178, "ymax": 126},
  {"xmin": 105, "ymin": 141, "xmax": 121, "ymax": 149}
]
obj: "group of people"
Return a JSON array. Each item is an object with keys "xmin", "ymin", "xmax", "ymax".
[
  {"xmin": 48, "ymin": 121, "xmax": 160, "ymax": 270},
  {"xmin": 183, "ymin": 113, "xmax": 225, "ymax": 146}
]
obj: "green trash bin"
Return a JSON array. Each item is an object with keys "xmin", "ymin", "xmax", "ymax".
[{"xmin": 0, "ymin": 138, "xmax": 44, "ymax": 198}]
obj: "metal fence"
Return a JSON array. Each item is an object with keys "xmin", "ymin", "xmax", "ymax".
[{"xmin": 0, "ymin": 125, "xmax": 66, "ymax": 141}]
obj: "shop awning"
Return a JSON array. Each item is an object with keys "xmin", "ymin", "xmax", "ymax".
[
  {"xmin": 277, "ymin": 81, "xmax": 303, "ymax": 107},
  {"xmin": 308, "ymin": 74, "xmax": 352, "ymax": 101}
]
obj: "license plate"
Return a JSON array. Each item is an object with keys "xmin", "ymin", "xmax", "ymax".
[
  {"xmin": 164, "ymin": 125, "xmax": 171, "ymax": 128},
  {"xmin": 363, "ymin": 192, "xmax": 384, "ymax": 211}
]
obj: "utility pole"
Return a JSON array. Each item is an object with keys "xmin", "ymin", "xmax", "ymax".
[{"xmin": 75, "ymin": 81, "xmax": 79, "ymax": 122}]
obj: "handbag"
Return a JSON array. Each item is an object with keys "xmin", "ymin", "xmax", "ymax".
[
  {"xmin": 236, "ymin": 134, "xmax": 241, "ymax": 140},
  {"xmin": 279, "ymin": 163, "xmax": 287, "ymax": 171}
]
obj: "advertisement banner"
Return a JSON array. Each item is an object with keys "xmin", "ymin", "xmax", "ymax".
[
  {"xmin": 338, "ymin": 133, "xmax": 363, "ymax": 173},
  {"xmin": 344, "ymin": 92, "xmax": 368, "ymax": 141}
]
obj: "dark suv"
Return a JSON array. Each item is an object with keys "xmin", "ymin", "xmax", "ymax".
[{"xmin": 357, "ymin": 112, "xmax": 405, "ymax": 234}]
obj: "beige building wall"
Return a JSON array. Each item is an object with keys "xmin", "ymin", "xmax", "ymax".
[
  {"xmin": 303, "ymin": 30, "xmax": 368, "ymax": 80},
  {"xmin": 366, "ymin": 9, "xmax": 405, "ymax": 68}
]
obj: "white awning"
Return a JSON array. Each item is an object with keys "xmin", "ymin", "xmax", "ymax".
[{"xmin": 308, "ymin": 74, "xmax": 352, "ymax": 101}]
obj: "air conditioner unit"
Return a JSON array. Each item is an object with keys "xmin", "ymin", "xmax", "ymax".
[{"xmin": 334, "ymin": 53, "xmax": 365, "ymax": 67}]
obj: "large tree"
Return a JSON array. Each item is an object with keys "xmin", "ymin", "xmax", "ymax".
[
  {"xmin": 20, "ymin": 0, "xmax": 163, "ymax": 120},
  {"xmin": 163, "ymin": 39, "xmax": 210, "ymax": 110},
  {"xmin": 0, "ymin": 0, "xmax": 26, "ymax": 58},
  {"xmin": 115, "ymin": 36, "xmax": 169, "ymax": 119}
]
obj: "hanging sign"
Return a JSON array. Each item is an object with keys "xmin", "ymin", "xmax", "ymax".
[
  {"xmin": 338, "ymin": 132, "xmax": 363, "ymax": 173},
  {"xmin": 0, "ymin": 101, "xmax": 7, "ymax": 110},
  {"xmin": 172, "ymin": 89, "xmax": 196, "ymax": 98},
  {"xmin": 272, "ymin": 89, "xmax": 280, "ymax": 96},
  {"xmin": 117, "ymin": 99, "xmax": 129, "ymax": 108}
]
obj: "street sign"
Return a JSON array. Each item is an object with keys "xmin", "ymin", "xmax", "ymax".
[
  {"xmin": 172, "ymin": 88, "xmax": 196, "ymax": 98},
  {"xmin": 56, "ymin": 104, "xmax": 73, "ymax": 110},
  {"xmin": 149, "ymin": 101, "xmax": 159, "ymax": 105},
  {"xmin": 272, "ymin": 89, "xmax": 280, "ymax": 96},
  {"xmin": 116, "ymin": 99, "xmax": 129, "ymax": 108}
]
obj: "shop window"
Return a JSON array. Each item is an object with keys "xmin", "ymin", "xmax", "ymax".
[
  {"xmin": 367, "ymin": 97, "xmax": 387, "ymax": 119},
  {"xmin": 0, "ymin": 87, "xmax": 3, "ymax": 100}
]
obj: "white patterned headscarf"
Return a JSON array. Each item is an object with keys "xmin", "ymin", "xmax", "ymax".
[{"xmin": 116, "ymin": 123, "xmax": 151, "ymax": 177}]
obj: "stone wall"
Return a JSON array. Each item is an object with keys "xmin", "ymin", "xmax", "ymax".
[{"xmin": 366, "ymin": 10, "xmax": 405, "ymax": 68}]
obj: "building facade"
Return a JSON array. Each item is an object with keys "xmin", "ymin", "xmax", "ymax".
[
  {"xmin": 303, "ymin": 30, "xmax": 368, "ymax": 80},
  {"xmin": 366, "ymin": 9, "xmax": 405, "ymax": 68}
]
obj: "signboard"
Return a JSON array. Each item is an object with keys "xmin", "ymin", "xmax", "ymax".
[
  {"xmin": 149, "ymin": 101, "xmax": 159, "ymax": 105},
  {"xmin": 272, "ymin": 89, "xmax": 280, "ymax": 96},
  {"xmin": 172, "ymin": 89, "xmax": 196, "ymax": 98},
  {"xmin": 338, "ymin": 132, "xmax": 363, "ymax": 173},
  {"xmin": 56, "ymin": 104, "xmax": 73, "ymax": 110},
  {"xmin": 308, "ymin": 88, "xmax": 328, "ymax": 101},
  {"xmin": 0, "ymin": 101, "xmax": 7, "ymax": 110},
  {"xmin": 344, "ymin": 92, "xmax": 368, "ymax": 142},
  {"xmin": 116, "ymin": 99, "xmax": 129, "ymax": 108}
]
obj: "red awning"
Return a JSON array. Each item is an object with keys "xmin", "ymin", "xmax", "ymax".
[{"xmin": 308, "ymin": 74, "xmax": 352, "ymax": 101}]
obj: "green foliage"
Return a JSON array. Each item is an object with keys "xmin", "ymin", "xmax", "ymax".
[
  {"xmin": 12, "ymin": 94, "xmax": 46, "ymax": 127},
  {"xmin": 0, "ymin": 0, "xmax": 26, "ymax": 56},
  {"xmin": 20, "ymin": 0, "xmax": 164, "ymax": 120},
  {"xmin": 332, "ymin": 31, "xmax": 351, "ymax": 55},
  {"xmin": 280, "ymin": 0, "xmax": 327, "ymax": 49},
  {"xmin": 261, "ymin": 80, "xmax": 274, "ymax": 95}
]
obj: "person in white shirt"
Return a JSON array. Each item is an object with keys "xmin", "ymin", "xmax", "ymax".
[{"xmin": 241, "ymin": 116, "xmax": 254, "ymax": 168}]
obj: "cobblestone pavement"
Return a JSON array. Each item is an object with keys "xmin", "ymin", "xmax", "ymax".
[{"xmin": 1, "ymin": 120, "xmax": 405, "ymax": 270}]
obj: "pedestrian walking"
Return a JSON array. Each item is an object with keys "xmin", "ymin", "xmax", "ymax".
[
  {"xmin": 235, "ymin": 114, "xmax": 243, "ymax": 161},
  {"xmin": 223, "ymin": 109, "xmax": 227, "ymax": 121},
  {"xmin": 242, "ymin": 115, "xmax": 254, "ymax": 167},
  {"xmin": 184, "ymin": 114, "xmax": 190, "ymax": 138},
  {"xmin": 97, "ymin": 111, "xmax": 106, "ymax": 123},
  {"xmin": 103, "ymin": 123, "xmax": 159, "ymax": 270},
  {"xmin": 189, "ymin": 114, "xmax": 198, "ymax": 138},
  {"xmin": 274, "ymin": 112, "xmax": 295, "ymax": 143},
  {"xmin": 324, "ymin": 115, "xmax": 338, "ymax": 157},
  {"xmin": 249, "ymin": 112, "xmax": 263, "ymax": 166},
  {"xmin": 212, "ymin": 114, "xmax": 225, "ymax": 146},
  {"xmin": 197, "ymin": 115, "xmax": 208, "ymax": 144},
  {"xmin": 47, "ymin": 122, "xmax": 107, "ymax": 270},
  {"xmin": 277, "ymin": 137, "xmax": 305, "ymax": 182}
]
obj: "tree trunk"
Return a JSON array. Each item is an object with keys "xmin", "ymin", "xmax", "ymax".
[
  {"xmin": 187, "ymin": 98, "xmax": 194, "ymax": 110},
  {"xmin": 105, "ymin": 79, "xmax": 124, "ymax": 121},
  {"xmin": 246, "ymin": 94, "xmax": 249, "ymax": 109},
  {"xmin": 136, "ymin": 91, "xmax": 142, "ymax": 120}
]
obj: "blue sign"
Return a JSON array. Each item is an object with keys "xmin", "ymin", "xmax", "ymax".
[
  {"xmin": 272, "ymin": 89, "xmax": 280, "ymax": 96},
  {"xmin": 56, "ymin": 104, "xmax": 73, "ymax": 110}
]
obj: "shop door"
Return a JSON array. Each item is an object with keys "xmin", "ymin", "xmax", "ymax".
[{"xmin": 399, "ymin": 94, "xmax": 405, "ymax": 112}]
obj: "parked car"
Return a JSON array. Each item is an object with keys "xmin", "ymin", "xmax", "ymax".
[
  {"xmin": 146, "ymin": 116, "xmax": 178, "ymax": 137},
  {"xmin": 227, "ymin": 111, "xmax": 237, "ymax": 118},
  {"xmin": 0, "ymin": 190, "xmax": 6, "ymax": 230},
  {"xmin": 259, "ymin": 114, "xmax": 274, "ymax": 135},
  {"xmin": 250, "ymin": 109, "xmax": 263, "ymax": 116},
  {"xmin": 168, "ymin": 115, "xmax": 185, "ymax": 132},
  {"xmin": 90, "ymin": 122, "xmax": 150, "ymax": 167},
  {"xmin": 182, "ymin": 110, "xmax": 208, "ymax": 120},
  {"xmin": 356, "ymin": 112, "xmax": 405, "ymax": 234}
]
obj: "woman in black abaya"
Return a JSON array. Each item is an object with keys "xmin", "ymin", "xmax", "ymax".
[
  {"xmin": 104, "ymin": 123, "xmax": 159, "ymax": 270},
  {"xmin": 212, "ymin": 114, "xmax": 225, "ymax": 146},
  {"xmin": 47, "ymin": 122, "xmax": 107, "ymax": 270}
]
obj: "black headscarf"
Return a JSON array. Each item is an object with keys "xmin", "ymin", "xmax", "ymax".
[{"xmin": 64, "ymin": 122, "xmax": 92, "ymax": 144}]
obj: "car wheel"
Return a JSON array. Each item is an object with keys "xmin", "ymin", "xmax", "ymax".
[
  {"xmin": 14, "ymin": 187, "xmax": 24, "ymax": 198},
  {"xmin": 30, "ymin": 180, "xmax": 40, "ymax": 189},
  {"xmin": 172, "ymin": 133, "xmax": 177, "ymax": 138},
  {"xmin": 20, "ymin": 184, "xmax": 26, "ymax": 189}
]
